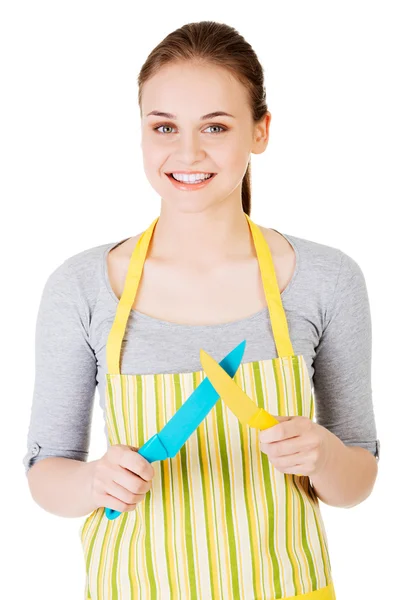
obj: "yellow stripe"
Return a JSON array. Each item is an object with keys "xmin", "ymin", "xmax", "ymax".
[
  {"xmin": 209, "ymin": 392, "xmax": 233, "ymax": 598},
  {"xmin": 183, "ymin": 374, "xmax": 202, "ymax": 597},
  {"xmin": 198, "ymin": 411, "xmax": 220, "ymax": 597},
  {"xmin": 284, "ymin": 357, "xmax": 311, "ymax": 592},
  {"xmin": 251, "ymin": 368, "xmax": 276, "ymax": 594},
  {"xmin": 238, "ymin": 365, "xmax": 265, "ymax": 597}
]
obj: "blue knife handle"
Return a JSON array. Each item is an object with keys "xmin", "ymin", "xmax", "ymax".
[{"xmin": 105, "ymin": 434, "xmax": 168, "ymax": 520}]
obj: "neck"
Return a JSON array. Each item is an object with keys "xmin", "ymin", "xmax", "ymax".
[{"xmin": 150, "ymin": 201, "xmax": 253, "ymax": 264}]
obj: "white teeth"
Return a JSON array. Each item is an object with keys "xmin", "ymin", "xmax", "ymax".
[{"xmin": 171, "ymin": 173, "xmax": 213, "ymax": 183}]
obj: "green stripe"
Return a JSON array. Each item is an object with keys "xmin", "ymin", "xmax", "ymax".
[
  {"xmin": 173, "ymin": 373, "xmax": 197, "ymax": 598},
  {"xmin": 282, "ymin": 358, "xmax": 307, "ymax": 593},
  {"xmin": 138, "ymin": 375, "xmax": 157, "ymax": 598},
  {"xmin": 285, "ymin": 473, "xmax": 300, "ymax": 593},
  {"xmin": 292, "ymin": 356, "xmax": 303, "ymax": 416},
  {"xmin": 128, "ymin": 514, "xmax": 139, "ymax": 596},
  {"xmin": 270, "ymin": 359, "xmax": 290, "ymax": 596},
  {"xmin": 106, "ymin": 374, "xmax": 120, "ymax": 444},
  {"xmin": 159, "ymin": 375, "xmax": 175, "ymax": 596},
  {"xmin": 204, "ymin": 394, "xmax": 224, "ymax": 598},
  {"xmin": 195, "ymin": 371, "xmax": 219, "ymax": 599},
  {"xmin": 169, "ymin": 379, "xmax": 183, "ymax": 598},
  {"xmin": 240, "ymin": 419, "xmax": 258, "ymax": 594},
  {"xmin": 292, "ymin": 360, "xmax": 318, "ymax": 589},
  {"xmin": 122, "ymin": 373, "xmax": 128, "ymax": 442},
  {"xmin": 292, "ymin": 477, "xmax": 318, "ymax": 589},
  {"xmin": 136, "ymin": 375, "xmax": 144, "ymax": 446},
  {"xmin": 281, "ymin": 358, "xmax": 304, "ymax": 594},
  {"xmin": 306, "ymin": 475, "xmax": 331, "ymax": 585},
  {"xmin": 97, "ymin": 521, "xmax": 111, "ymax": 599},
  {"xmin": 84, "ymin": 512, "xmax": 103, "ymax": 599},
  {"xmin": 215, "ymin": 393, "xmax": 241, "ymax": 597},
  {"xmin": 247, "ymin": 363, "xmax": 267, "ymax": 595},
  {"xmin": 111, "ymin": 512, "xmax": 129, "ymax": 597}
]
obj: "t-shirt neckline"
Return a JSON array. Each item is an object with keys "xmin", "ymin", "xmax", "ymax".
[{"xmin": 102, "ymin": 228, "xmax": 300, "ymax": 329}]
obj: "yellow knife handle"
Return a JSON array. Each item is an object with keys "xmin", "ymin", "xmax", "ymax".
[{"xmin": 248, "ymin": 408, "xmax": 279, "ymax": 429}]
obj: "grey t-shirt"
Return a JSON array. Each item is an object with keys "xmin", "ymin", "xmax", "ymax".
[{"xmin": 23, "ymin": 229, "xmax": 380, "ymax": 475}]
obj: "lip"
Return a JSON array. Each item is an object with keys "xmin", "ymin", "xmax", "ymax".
[{"xmin": 166, "ymin": 172, "xmax": 217, "ymax": 191}]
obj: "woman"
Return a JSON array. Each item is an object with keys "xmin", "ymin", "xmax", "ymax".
[{"xmin": 24, "ymin": 20, "xmax": 379, "ymax": 599}]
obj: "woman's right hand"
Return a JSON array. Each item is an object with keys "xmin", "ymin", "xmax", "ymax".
[{"xmin": 88, "ymin": 444, "xmax": 155, "ymax": 513}]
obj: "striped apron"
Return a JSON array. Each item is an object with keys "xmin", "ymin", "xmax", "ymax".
[{"xmin": 79, "ymin": 215, "xmax": 336, "ymax": 599}]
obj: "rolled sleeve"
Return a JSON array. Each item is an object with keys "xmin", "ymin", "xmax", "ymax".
[
  {"xmin": 312, "ymin": 251, "xmax": 380, "ymax": 463},
  {"xmin": 24, "ymin": 259, "xmax": 97, "ymax": 477}
]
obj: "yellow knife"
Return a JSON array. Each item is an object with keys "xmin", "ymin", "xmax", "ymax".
[
  {"xmin": 199, "ymin": 348, "xmax": 279, "ymax": 429},
  {"xmin": 200, "ymin": 349, "xmax": 304, "ymax": 477}
]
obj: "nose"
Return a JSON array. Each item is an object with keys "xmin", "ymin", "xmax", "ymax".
[{"xmin": 175, "ymin": 131, "xmax": 206, "ymax": 164}]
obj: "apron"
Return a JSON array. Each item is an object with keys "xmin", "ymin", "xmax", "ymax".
[{"xmin": 79, "ymin": 215, "xmax": 336, "ymax": 600}]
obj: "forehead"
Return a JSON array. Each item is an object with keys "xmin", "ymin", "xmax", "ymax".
[{"xmin": 141, "ymin": 61, "xmax": 250, "ymax": 118}]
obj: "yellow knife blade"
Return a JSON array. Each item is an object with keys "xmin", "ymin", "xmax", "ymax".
[{"xmin": 199, "ymin": 349, "xmax": 279, "ymax": 430}]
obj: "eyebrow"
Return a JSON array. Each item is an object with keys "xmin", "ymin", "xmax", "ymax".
[{"xmin": 146, "ymin": 110, "xmax": 235, "ymax": 120}]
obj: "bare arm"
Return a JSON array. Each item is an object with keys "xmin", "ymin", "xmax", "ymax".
[
  {"xmin": 27, "ymin": 457, "xmax": 98, "ymax": 518},
  {"xmin": 26, "ymin": 445, "xmax": 155, "ymax": 518},
  {"xmin": 311, "ymin": 436, "xmax": 379, "ymax": 508}
]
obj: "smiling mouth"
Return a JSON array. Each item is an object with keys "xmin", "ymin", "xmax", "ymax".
[{"xmin": 166, "ymin": 173, "xmax": 216, "ymax": 183}]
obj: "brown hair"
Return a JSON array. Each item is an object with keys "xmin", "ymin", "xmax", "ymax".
[{"xmin": 137, "ymin": 21, "xmax": 269, "ymax": 217}]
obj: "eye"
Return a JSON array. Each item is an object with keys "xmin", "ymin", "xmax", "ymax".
[
  {"xmin": 204, "ymin": 125, "xmax": 226, "ymax": 134},
  {"xmin": 154, "ymin": 124, "xmax": 176, "ymax": 134},
  {"xmin": 153, "ymin": 124, "xmax": 227, "ymax": 135}
]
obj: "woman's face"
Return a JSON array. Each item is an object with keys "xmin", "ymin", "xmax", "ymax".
[{"xmin": 140, "ymin": 61, "xmax": 270, "ymax": 213}]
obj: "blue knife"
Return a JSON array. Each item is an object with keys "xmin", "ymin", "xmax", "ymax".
[{"xmin": 105, "ymin": 339, "xmax": 246, "ymax": 520}]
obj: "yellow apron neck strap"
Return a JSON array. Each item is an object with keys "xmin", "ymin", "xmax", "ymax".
[
  {"xmin": 107, "ymin": 214, "xmax": 294, "ymax": 374},
  {"xmin": 106, "ymin": 217, "xmax": 159, "ymax": 374},
  {"xmin": 244, "ymin": 214, "xmax": 294, "ymax": 358}
]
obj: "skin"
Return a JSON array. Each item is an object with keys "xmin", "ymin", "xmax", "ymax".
[{"xmin": 109, "ymin": 60, "xmax": 296, "ymax": 326}]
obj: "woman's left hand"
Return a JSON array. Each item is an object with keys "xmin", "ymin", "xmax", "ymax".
[{"xmin": 259, "ymin": 415, "xmax": 333, "ymax": 477}]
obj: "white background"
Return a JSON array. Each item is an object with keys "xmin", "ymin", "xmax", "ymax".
[{"xmin": 1, "ymin": 1, "xmax": 398, "ymax": 598}]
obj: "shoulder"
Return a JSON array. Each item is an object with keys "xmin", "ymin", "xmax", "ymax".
[
  {"xmin": 263, "ymin": 226, "xmax": 364, "ymax": 280},
  {"xmin": 257, "ymin": 224, "xmax": 368, "ymax": 309},
  {"xmin": 40, "ymin": 240, "xmax": 120, "ymax": 316},
  {"xmin": 45, "ymin": 240, "xmax": 114, "ymax": 283}
]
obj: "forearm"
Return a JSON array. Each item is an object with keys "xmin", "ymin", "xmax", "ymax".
[
  {"xmin": 310, "ymin": 432, "xmax": 379, "ymax": 508},
  {"xmin": 27, "ymin": 457, "xmax": 99, "ymax": 518}
]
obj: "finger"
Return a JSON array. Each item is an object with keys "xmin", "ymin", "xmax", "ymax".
[
  {"xmin": 103, "ymin": 492, "xmax": 137, "ymax": 513},
  {"xmin": 121, "ymin": 449, "xmax": 155, "ymax": 481},
  {"xmin": 113, "ymin": 466, "xmax": 152, "ymax": 494},
  {"xmin": 272, "ymin": 450, "xmax": 309, "ymax": 472},
  {"xmin": 263, "ymin": 437, "xmax": 316, "ymax": 458},
  {"xmin": 108, "ymin": 480, "xmax": 148, "ymax": 506}
]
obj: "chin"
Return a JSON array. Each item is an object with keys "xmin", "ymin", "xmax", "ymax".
[{"xmin": 161, "ymin": 194, "xmax": 221, "ymax": 214}]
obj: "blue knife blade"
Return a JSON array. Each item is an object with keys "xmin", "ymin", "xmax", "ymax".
[
  {"xmin": 105, "ymin": 339, "xmax": 246, "ymax": 520},
  {"xmin": 155, "ymin": 339, "xmax": 246, "ymax": 457}
]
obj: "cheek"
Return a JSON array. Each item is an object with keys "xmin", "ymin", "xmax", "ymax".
[
  {"xmin": 218, "ymin": 140, "xmax": 250, "ymax": 171},
  {"xmin": 142, "ymin": 149, "xmax": 167, "ymax": 179},
  {"xmin": 141, "ymin": 135, "xmax": 166, "ymax": 162}
]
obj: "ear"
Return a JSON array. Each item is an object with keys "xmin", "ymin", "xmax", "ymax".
[{"xmin": 251, "ymin": 111, "xmax": 271, "ymax": 155}]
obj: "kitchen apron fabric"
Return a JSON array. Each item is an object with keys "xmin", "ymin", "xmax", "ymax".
[{"xmin": 79, "ymin": 215, "xmax": 336, "ymax": 600}]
